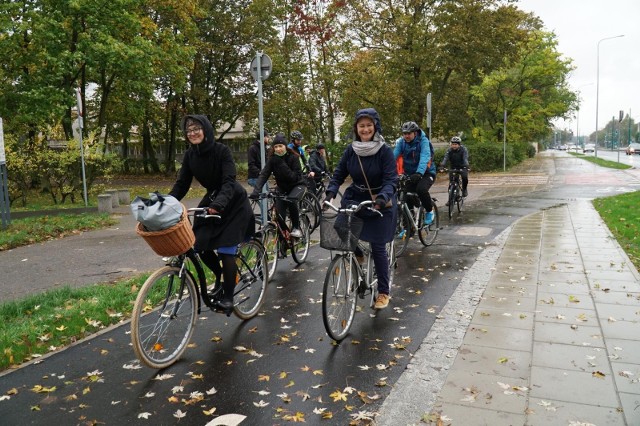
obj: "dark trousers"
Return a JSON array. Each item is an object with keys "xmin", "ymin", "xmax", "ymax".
[
  {"xmin": 355, "ymin": 242, "xmax": 390, "ymax": 295},
  {"xmin": 275, "ymin": 185, "xmax": 305, "ymax": 231},
  {"xmin": 406, "ymin": 174, "xmax": 435, "ymax": 212},
  {"xmin": 449, "ymin": 170, "xmax": 468, "ymax": 191}
]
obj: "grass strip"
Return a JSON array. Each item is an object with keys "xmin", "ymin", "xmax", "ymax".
[
  {"xmin": 568, "ymin": 152, "xmax": 632, "ymax": 170},
  {"xmin": 0, "ymin": 276, "xmax": 147, "ymax": 371},
  {"xmin": 593, "ymin": 191, "xmax": 640, "ymax": 271},
  {"xmin": 0, "ymin": 213, "xmax": 117, "ymax": 251}
]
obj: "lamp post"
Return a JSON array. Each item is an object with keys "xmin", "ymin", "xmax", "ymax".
[{"xmin": 595, "ymin": 34, "xmax": 624, "ymax": 158}]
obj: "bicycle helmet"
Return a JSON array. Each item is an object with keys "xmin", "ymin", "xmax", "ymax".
[
  {"xmin": 450, "ymin": 136, "xmax": 462, "ymax": 144},
  {"xmin": 401, "ymin": 121, "xmax": 420, "ymax": 133},
  {"xmin": 291, "ymin": 130, "xmax": 304, "ymax": 140}
]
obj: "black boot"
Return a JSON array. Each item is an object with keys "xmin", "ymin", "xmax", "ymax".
[{"xmin": 462, "ymin": 188, "xmax": 468, "ymax": 197}]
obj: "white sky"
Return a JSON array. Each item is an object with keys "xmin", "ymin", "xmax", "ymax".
[{"xmin": 516, "ymin": 0, "xmax": 640, "ymax": 137}]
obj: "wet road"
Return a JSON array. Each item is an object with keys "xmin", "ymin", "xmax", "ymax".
[{"xmin": 1, "ymin": 151, "xmax": 639, "ymax": 425}]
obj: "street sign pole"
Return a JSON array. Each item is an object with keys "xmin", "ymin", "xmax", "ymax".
[
  {"xmin": 426, "ymin": 93, "xmax": 432, "ymax": 141},
  {"xmin": 503, "ymin": 109, "xmax": 507, "ymax": 172},
  {"xmin": 0, "ymin": 117, "xmax": 10, "ymax": 229},
  {"xmin": 250, "ymin": 52, "xmax": 273, "ymax": 225},
  {"xmin": 76, "ymin": 88, "xmax": 88, "ymax": 206}
]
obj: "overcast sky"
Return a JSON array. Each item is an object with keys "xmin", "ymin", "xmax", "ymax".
[{"xmin": 516, "ymin": 0, "xmax": 640, "ymax": 138}]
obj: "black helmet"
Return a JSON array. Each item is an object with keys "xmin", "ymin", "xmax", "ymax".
[
  {"xmin": 291, "ymin": 130, "xmax": 303, "ymax": 140},
  {"xmin": 450, "ymin": 136, "xmax": 462, "ymax": 144},
  {"xmin": 401, "ymin": 121, "xmax": 420, "ymax": 133}
]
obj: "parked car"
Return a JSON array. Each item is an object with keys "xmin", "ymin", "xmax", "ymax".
[
  {"xmin": 583, "ymin": 144, "xmax": 595, "ymax": 153},
  {"xmin": 558, "ymin": 144, "xmax": 568, "ymax": 151},
  {"xmin": 626, "ymin": 143, "xmax": 640, "ymax": 155},
  {"xmin": 567, "ymin": 144, "xmax": 580, "ymax": 152}
]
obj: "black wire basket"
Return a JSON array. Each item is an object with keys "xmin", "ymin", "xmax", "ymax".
[{"xmin": 319, "ymin": 212, "xmax": 363, "ymax": 251}]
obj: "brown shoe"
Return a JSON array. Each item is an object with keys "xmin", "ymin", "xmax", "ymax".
[{"xmin": 374, "ymin": 293, "xmax": 390, "ymax": 309}]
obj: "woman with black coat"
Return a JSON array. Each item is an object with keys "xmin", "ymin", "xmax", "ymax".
[
  {"xmin": 251, "ymin": 133, "xmax": 307, "ymax": 240},
  {"xmin": 169, "ymin": 114, "xmax": 254, "ymax": 313}
]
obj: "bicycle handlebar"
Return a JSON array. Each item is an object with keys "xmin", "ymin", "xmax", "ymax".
[
  {"xmin": 188, "ymin": 207, "xmax": 221, "ymax": 220},
  {"xmin": 439, "ymin": 167, "xmax": 468, "ymax": 173},
  {"xmin": 322, "ymin": 199, "xmax": 383, "ymax": 217}
]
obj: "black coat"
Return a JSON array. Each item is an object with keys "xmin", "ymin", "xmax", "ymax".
[
  {"xmin": 253, "ymin": 149, "xmax": 305, "ymax": 194},
  {"xmin": 170, "ymin": 114, "xmax": 254, "ymax": 251},
  {"xmin": 247, "ymin": 139, "xmax": 266, "ymax": 179}
]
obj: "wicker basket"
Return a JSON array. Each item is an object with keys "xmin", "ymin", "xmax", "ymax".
[
  {"xmin": 319, "ymin": 212, "xmax": 363, "ymax": 251},
  {"xmin": 136, "ymin": 205, "xmax": 195, "ymax": 256}
]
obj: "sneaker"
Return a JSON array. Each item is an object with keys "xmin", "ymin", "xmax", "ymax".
[
  {"xmin": 290, "ymin": 228, "xmax": 303, "ymax": 238},
  {"xmin": 374, "ymin": 293, "xmax": 390, "ymax": 309},
  {"xmin": 462, "ymin": 189, "xmax": 468, "ymax": 197},
  {"xmin": 424, "ymin": 210, "xmax": 435, "ymax": 225}
]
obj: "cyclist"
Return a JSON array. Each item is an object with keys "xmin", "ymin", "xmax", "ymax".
[
  {"xmin": 324, "ymin": 108, "xmax": 398, "ymax": 310},
  {"xmin": 169, "ymin": 115, "xmax": 255, "ymax": 313},
  {"xmin": 247, "ymin": 130, "xmax": 270, "ymax": 189},
  {"xmin": 439, "ymin": 136, "xmax": 470, "ymax": 200},
  {"xmin": 308, "ymin": 143, "xmax": 328, "ymax": 193},
  {"xmin": 393, "ymin": 121, "xmax": 437, "ymax": 225},
  {"xmin": 250, "ymin": 133, "xmax": 307, "ymax": 240}
]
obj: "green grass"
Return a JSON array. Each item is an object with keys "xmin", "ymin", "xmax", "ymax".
[
  {"xmin": 0, "ymin": 213, "xmax": 117, "ymax": 251},
  {"xmin": 0, "ymin": 276, "xmax": 148, "ymax": 371},
  {"xmin": 593, "ymin": 191, "xmax": 640, "ymax": 271},
  {"xmin": 568, "ymin": 152, "xmax": 632, "ymax": 169}
]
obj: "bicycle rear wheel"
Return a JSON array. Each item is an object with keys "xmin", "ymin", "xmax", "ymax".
[
  {"xmin": 131, "ymin": 266, "xmax": 198, "ymax": 369},
  {"xmin": 291, "ymin": 215, "xmax": 311, "ymax": 264},
  {"xmin": 261, "ymin": 224, "xmax": 279, "ymax": 280},
  {"xmin": 394, "ymin": 208, "xmax": 411, "ymax": 257},
  {"xmin": 233, "ymin": 239, "xmax": 268, "ymax": 319},
  {"xmin": 366, "ymin": 243, "xmax": 393, "ymax": 308},
  {"xmin": 418, "ymin": 204, "xmax": 439, "ymax": 246},
  {"xmin": 322, "ymin": 254, "xmax": 358, "ymax": 341}
]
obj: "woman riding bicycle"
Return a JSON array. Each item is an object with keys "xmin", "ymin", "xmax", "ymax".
[
  {"xmin": 251, "ymin": 133, "xmax": 307, "ymax": 241},
  {"xmin": 393, "ymin": 121, "xmax": 437, "ymax": 225},
  {"xmin": 324, "ymin": 108, "xmax": 398, "ymax": 309},
  {"xmin": 439, "ymin": 136, "xmax": 470, "ymax": 199},
  {"xmin": 169, "ymin": 114, "xmax": 254, "ymax": 313}
]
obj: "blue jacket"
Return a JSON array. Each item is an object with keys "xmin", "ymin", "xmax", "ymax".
[{"xmin": 393, "ymin": 129, "xmax": 436, "ymax": 177}]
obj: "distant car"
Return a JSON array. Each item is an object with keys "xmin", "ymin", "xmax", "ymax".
[
  {"xmin": 558, "ymin": 144, "xmax": 568, "ymax": 151},
  {"xmin": 567, "ymin": 144, "xmax": 580, "ymax": 152},
  {"xmin": 626, "ymin": 143, "xmax": 640, "ymax": 155},
  {"xmin": 583, "ymin": 144, "xmax": 595, "ymax": 153}
]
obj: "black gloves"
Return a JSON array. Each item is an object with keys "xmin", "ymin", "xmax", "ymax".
[
  {"xmin": 374, "ymin": 197, "xmax": 387, "ymax": 209},
  {"xmin": 323, "ymin": 191, "xmax": 335, "ymax": 204},
  {"xmin": 410, "ymin": 173, "xmax": 422, "ymax": 184},
  {"xmin": 249, "ymin": 192, "xmax": 259, "ymax": 200}
]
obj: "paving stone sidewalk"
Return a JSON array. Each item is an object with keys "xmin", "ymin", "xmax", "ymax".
[{"xmin": 377, "ymin": 199, "xmax": 640, "ymax": 426}]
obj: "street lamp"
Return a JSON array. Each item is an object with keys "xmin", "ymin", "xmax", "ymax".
[{"xmin": 595, "ymin": 34, "xmax": 624, "ymax": 158}]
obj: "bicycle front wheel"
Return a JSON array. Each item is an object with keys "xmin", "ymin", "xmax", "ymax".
[
  {"xmin": 394, "ymin": 208, "xmax": 411, "ymax": 257},
  {"xmin": 261, "ymin": 224, "xmax": 279, "ymax": 281},
  {"xmin": 131, "ymin": 266, "xmax": 198, "ymax": 369},
  {"xmin": 322, "ymin": 254, "xmax": 358, "ymax": 341},
  {"xmin": 291, "ymin": 215, "xmax": 311, "ymax": 264},
  {"xmin": 233, "ymin": 239, "xmax": 268, "ymax": 320},
  {"xmin": 448, "ymin": 186, "xmax": 456, "ymax": 219},
  {"xmin": 457, "ymin": 193, "xmax": 464, "ymax": 214},
  {"xmin": 418, "ymin": 204, "xmax": 439, "ymax": 246}
]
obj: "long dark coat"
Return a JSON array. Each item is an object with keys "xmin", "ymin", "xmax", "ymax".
[
  {"xmin": 327, "ymin": 144, "xmax": 398, "ymax": 243},
  {"xmin": 169, "ymin": 114, "xmax": 254, "ymax": 251},
  {"xmin": 253, "ymin": 148, "xmax": 305, "ymax": 194}
]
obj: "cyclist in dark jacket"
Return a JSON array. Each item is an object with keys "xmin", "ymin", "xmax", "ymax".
[
  {"xmin": 251, "ymin": 133, "xmax": 307, "ymax": 239},
  {"xmin": 247, "ymin": 130, "xmax": 270, "ymax": 188},
  {"xmin": 307, "ymin": 143, "xmax": 328, "ymax": 192},
  {"xmin": 169, "ymin": 114, "xmax": 254, "ymax": 313},
  {"xmin": 439, "ymin": 136, "xmax": 470, "ymax": 197}
]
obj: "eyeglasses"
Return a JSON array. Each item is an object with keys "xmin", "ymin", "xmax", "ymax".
[{"xmin": 186, "ymin": 127, "xmax": 202, "ymax": 135}]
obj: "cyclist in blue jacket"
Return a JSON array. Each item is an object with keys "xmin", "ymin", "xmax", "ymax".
[{"xmin": 393, "ymin": 121, "xmax": 437, "ymax": 224}]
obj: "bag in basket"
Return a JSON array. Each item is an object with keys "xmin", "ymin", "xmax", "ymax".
[{"xmin": 130, "ymin": 192, "xmax": 183, "ymax": 231}]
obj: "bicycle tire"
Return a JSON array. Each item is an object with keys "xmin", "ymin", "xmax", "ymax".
[
  {"xmin": 131, "ymin": 266, "xmax": 198, "ymax": 369},
  {"xmin": 233, "ymin": 239, "xmax": 268, "ymax": 319},
  {"xmin": 394, "ymin": 207, "xmax": 411, "ymax": 257},
  {"xmin": 457, "ymin": 193, "xmax": 464, "ymax": 214},
  {"xmin": 291, "ymin": 215, "xmax": 311, "ymax": 264},
  {"xmin": 366, "ymin": 243, "xmax": 393, "ymax": 308},
  {"xmin": 322, "ymin": 254, "xmax": 358, "ymax": 341},
  {"xmin": 448, "ymin": 186, "xmax": 456, "ymax": 219},
  {"xmin": 418, "ymin": 204, "xmax": 439, "ymax": 246},
  {"xmin": 261, "ymin": 224, "xmax": 279, "ymax": 281},
  {"xmin": 300, "ymin": 192, "xmax": 321, "ymax": 231}
]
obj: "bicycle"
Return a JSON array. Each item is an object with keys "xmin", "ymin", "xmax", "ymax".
[
  {"xmin": 320, "ymin": 200, "xmax": 396, "ymax": 342},
  {"xmin": 442, "ymin": 168, "xmax": 466, "ymax": 219},
  {"xmin": 395, "ymin": 174, "xmax": 439, "ymax": 256},
  {"xmin": 252, "ymin": 190, "xmax": 311, "ymax": 280},
  {"xmin": 300, "ymin": 172, "xmax": 343, "ymax": 232},
  {"xmin": 131, "ymin": 208, "xmax": 268, "ymax": 369}
]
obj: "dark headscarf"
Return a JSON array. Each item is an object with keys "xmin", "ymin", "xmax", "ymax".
[
  {"xmin": 181, "ymin": 114, "xmax": 216, "ymax": 153},
  {"xmin": 353, "ymin": 108, "xmax": 383, "ymax": 139}
]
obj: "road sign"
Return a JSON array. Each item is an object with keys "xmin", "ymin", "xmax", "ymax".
[{"xmin": 250, "ymin": 53, "xmax": 272, "ymax": 81}]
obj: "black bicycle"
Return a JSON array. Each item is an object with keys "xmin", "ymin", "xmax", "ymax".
[
  {"xmin": 131, "ymin": 208, "xmax": 268, "ymax": 369},
  {"xmin": 395, "ymin": 174, "xmax": 439, "ymax": 256},
  {"xmin": 442, "ymin": 168, "xmax": 466, "ymax": 219}
]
